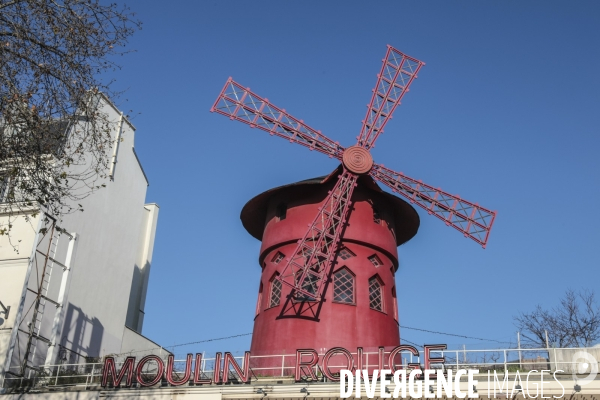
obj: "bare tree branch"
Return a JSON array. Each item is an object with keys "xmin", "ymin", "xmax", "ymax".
[
  {"xmin": 0, "ymin": 0, "xmax": 140, "ymax": 242},
  {"xmin": 514, "ymin": 289, "xmax": 600, "ymax": 348},
  {"xmin": 0, "ymin": 1, "xmax": 25, "ymax": 11}
]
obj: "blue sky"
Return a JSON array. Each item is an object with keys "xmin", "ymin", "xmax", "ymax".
[{"xmin": 108, "ymin": 1, "xmax": 600, "ymax": 356}]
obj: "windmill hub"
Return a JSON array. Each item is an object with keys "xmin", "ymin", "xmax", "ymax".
[{"xmin": 342, "ymin": 146, "xmax": 373, "ymax": 175}]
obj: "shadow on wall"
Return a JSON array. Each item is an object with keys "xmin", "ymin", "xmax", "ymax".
[
  {"xmin": 276, "ymin": 267, "xmax": 336, "ymax": 321},
  {"xmin": 125, "ymin": 260, "xmax": 148, "ymax": 332},
  {"xmin": 58, "ymin": 303, "xmax": 104, "ymax": 364}
]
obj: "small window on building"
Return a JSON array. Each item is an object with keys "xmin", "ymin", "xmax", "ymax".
[
  {"xmin": 255, "ymin": 282, "xmax": 263, "ymax": 316},
  {"xmin": 373, "ymin": 207, "xmax": 381, "ymax": 225},
  {"xmin": 333, "ymin": 268, "xmax": 354, "ymax": 304},
  {"xmin": 369, "ymin": 276, "xmax": 384, "ymax": 312},
  {"xmin": 276, "ymin": 203, "xmax": 287, "ymax": 221},
  {"xmin": 298, "ymin": 246, "xmax": 314, "ymax": 259},
  {"xmin": 294, "ymin": 272, "xmax": 318, "ymax": 302},
  {"xmin": 368, "ymin": 254, "xmax": 383, "ymax": 267},
  {"xmin": 271, "ymin": 251, "xmax": 285, "ymax": 264},
  {"xmin": 337, "ymin": 246, "xmax": 356, "ymax": 260},
  {"xmin": 269, "ymin": 275, "xmax": 282, "ymax": 307}
]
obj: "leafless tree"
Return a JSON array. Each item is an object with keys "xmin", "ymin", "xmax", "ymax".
[
  {"xmin": 514, "ymin": 289, "xmax": 600, "ymax": 348},
  {"xmin": 0, "ymin": 0, "xmax": 140, "ymax": 239}
]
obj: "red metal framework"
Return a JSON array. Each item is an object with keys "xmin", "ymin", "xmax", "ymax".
[
  {"xmin": 278, "ymin": 170, "xmax": 357, "ymax": 300},
  {"xmin": 212, "ymin": 79, "xmax": 344, "ymax": 159},
  {"xmin": 370, "ymin": 164, "xmax": 496, "ymax": 247},
  {"xmin": 211, "ymin": 45, "xmax": 497, "ymax": 301},
  {"xmin": 357, "ymin": 47, "xmax": 425, "ymax": 150}
]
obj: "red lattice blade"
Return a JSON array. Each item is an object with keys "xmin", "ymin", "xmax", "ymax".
[
  {"xmin": 370, "ymin": 164, "xmax": 496, "ymax": 248},
  {"xmin": 278, "ymin": 170, "xmax": 358, "ymax": 300},
  {"xmin": 357, "ymin": 46, "xmax": 425, "ymax": 150},
  {"xmin": 211, "ymin": 78, "xmax": 344, "ymax": 159}
]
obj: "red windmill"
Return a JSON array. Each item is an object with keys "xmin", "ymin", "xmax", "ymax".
[{"xmin": 211, "ymin": 46, "xmax": 496, "ymax": 360}]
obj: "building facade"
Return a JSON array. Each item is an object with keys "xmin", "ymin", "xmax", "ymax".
[{"xmin": 0, "ymin": 95, "xmax": 162, "ymax": 388}]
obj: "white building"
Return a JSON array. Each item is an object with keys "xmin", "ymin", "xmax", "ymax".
[{"xmin": 0, "ymin": 95, "xmax": 163, "ymax": 388}]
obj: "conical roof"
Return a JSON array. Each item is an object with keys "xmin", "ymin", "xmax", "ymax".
[{"xmin": 240, "ymin": 165, "xmax": 420, "ymax": 246}]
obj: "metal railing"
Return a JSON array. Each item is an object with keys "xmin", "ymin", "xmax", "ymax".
[{"xmin": 2, "ymin": 346, "xmax": 598, "ymax": 390}]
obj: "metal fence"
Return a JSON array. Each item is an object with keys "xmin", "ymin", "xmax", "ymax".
[{"xmin": 2, "ymin": 346, "xmax": 598, "ymax": 390}]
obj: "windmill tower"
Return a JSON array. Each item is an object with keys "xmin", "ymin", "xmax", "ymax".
[{"xmin": 211, "ymin": 46, "xmax": 496, "ymax": 358}]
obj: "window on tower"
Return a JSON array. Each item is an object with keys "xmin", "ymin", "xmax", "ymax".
[
  {"xmin": 298, "ymin": 245, "xmax": 313, "ymax": 259},
  {"xmin": 369, "ymin": 276, "xmax": 384, "ymax": 312},
  {"xmin": 269, "ymin": 275, "xmax": 282, "ymax": 307},
  {"xmin": 373, "ymin": 207, "xmax": 382, "ymax": 225},
  {"xmin": 271, "ymin": 251, "xmax": 285, "ymax": 264},
  {"xmin": 368, "ymin": 254, "xmax": 383, "ymax": 267},
  {"xmin": 276, "ymin": 203, "xmax": 287, "ymax": 221},
  {"xmin": 294, "ymin": 272, "xmax": 318, "ymax": 302},
  {"xmin": 333, "ymin": 268, "xmax": 355, "ymax": 304},
  {"xmin": 337, "ymin": 246, "xmax": 356, "ymax": 260},
  {"xmin": 389, "ymin": 224, "xmax": 396, "ymax": 240}
]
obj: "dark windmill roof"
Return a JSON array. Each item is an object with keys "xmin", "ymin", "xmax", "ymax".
[{"xmin": 240, "ymin": 165, "xmax": 420, "ymax": 247}]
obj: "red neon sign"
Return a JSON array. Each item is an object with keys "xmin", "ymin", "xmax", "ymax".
[{"xmin": 101, "ymin": 344, "xmax": 445, "ymax": 387}]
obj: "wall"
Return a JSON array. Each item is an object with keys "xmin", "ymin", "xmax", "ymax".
[
  {"xmin": 118, "ymin": 326, "xmax": 172, "ymax": 361},
  {"xmin": 0, "ymin": 94, "xmax": 160, "ymax": 385},
  {"xmin": 549, "ymin": 347, "xmax": 600, "ymax": 373},
  {"xmin": 249, "ymin": 175, "xmax": 408, "ymax": 358},
  {"xmin": 51, "ymin": 96, "xmax": 155, "ymax": 362},
  {"xmin": 0, "ymin": 212, "xmax": 42, "ymax": 380},
  {"xmin": 125, "ymin": 204, "xmax": 159, "ymax": 333}
]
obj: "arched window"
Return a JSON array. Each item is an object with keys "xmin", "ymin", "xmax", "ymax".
[
  {"xmin": 294, "ymin": 272, "xmax": 318, "ymax": 302},
  {"xmin": 368, "ymin": 276, "xmax": 384, "ymax": 312},
  {"xmin": 269, "ymin": 274, "xmax": 282, "ymax": 307},
  {"xmin": 333, "ymin": 268, "xmax": 355, "ymax": 304}
]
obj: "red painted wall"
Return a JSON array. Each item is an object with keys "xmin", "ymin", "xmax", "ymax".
[{"xmin": 243, "ymin": 172, "xmax": 417, "ymax": 357}]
